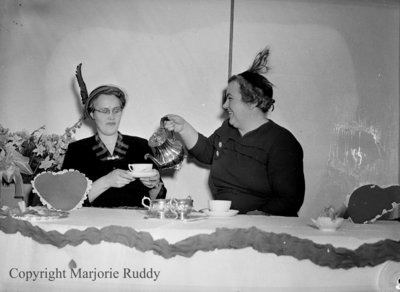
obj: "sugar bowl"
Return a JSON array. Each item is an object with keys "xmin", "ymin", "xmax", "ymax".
[{"xmin": 170, "ymin": 196, "xmax": 193, "ymax": 220}]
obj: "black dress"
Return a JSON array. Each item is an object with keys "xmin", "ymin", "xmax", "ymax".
[
  {"xmin": 62, "ymin": 133, "xmax": 166, "ymax": 207},
  {"xmin": 189, "ymin": 120, "xmax": 304, "ymax": 216}
]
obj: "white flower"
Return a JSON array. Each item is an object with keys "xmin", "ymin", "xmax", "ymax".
[{"xmin": 39, "ymin": 156, "xmax": 55, "ymax": 170}]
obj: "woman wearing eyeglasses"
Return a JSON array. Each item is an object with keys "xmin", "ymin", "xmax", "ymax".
[{"xmin": 62, "ymin": 65, "xmax": 166, "ymax": 207}]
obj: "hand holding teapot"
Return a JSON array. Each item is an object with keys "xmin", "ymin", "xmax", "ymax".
[{"xmin": 144, "ymin": 116, "xmax": 185, "ymax": 170}]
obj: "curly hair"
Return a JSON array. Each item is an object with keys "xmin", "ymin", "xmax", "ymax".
[{"xmin": 228, "ymin": 47, "xmax": 275, "ymax": 113}]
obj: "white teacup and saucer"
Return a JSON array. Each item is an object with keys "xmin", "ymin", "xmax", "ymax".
[
  {"xmin": 128, "ymin": 163, "xmax": 157, "ymax": 178},
  {"xmin": 203, "ymin": 200, "xmax": 239, "ymax": 217}
]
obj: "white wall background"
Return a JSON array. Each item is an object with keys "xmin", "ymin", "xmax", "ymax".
[
  {"xmin": 0, "ymin": 0, "xmax": 398, "ymax": 218},
  {"xmin": 232, "ymin": 0, "xmax": 399, "ymax": 217}
]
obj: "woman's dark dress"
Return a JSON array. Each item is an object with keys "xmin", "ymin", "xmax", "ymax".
[{"xmin": 62, "ymin": 133, "xmax": 166, "ymax": 207}]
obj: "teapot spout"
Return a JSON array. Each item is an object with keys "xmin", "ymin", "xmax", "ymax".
[{"xmin": 144, "ymin": 153, "xmax": 162, "ymax": 168}]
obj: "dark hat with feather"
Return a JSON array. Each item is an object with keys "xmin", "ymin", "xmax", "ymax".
[
  {"xmin": 75, "ymin": 64, "xmax": 126, "ymax": 119},
  {"xmin": 75, "ymin": 63, "xmax": 92, "ymax": 119},
  {"xmin": 233, "ymin": 47, "xmax": 275, "ymax": 112}
]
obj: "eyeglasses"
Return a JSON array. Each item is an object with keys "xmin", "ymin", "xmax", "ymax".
[{"xmin": 93, "ymin": 107, "xmax": 123, "ymax": 115}]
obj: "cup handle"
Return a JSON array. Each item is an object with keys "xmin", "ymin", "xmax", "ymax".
[
  {"xmin": 142, "ymin": 196, "xmax": 151, "ymax": 209},
  {"xmin": 128, "ymin": 165, "xmax": 134, "ymax": 172}
]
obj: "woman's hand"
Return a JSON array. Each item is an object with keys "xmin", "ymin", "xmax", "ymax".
[
  {"xmin": 105, "ymin": 169, "xmax": 135, "ymax": 188},
  {"xmin": 163, "ymin": 114, "xmax": 186, "ymax": 133},
  {"xmin": 139, "ymin": 170, "xmax": 161, "ymax": 189},
  {"xmin": 87, "ymin": 169, "xmax": 135, "ymax": 203},
  {"xmin": 163, "ymin": 114, "xmax": 199, "ymax": 149}
]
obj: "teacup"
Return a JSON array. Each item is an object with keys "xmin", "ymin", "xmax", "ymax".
[
  {"xmin": 128, "ymin": 163, "xmax": 153, "ymax": 173},
  {"xmin": 209, "ymin": 200, "xmax": 231, "ymax": 213}
]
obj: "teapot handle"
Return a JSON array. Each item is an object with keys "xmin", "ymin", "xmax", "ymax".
[
  {"xmin": 160, "ymin": 116, "xmax": 177, "ymax": 141},
  {"xmin": 160, "ymin": 116, "xmax": 170, "ymax": 127}
]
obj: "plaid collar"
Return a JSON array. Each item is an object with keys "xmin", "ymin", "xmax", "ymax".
[{"xmin": 92, "ymin": 132, "xmax": 129, "ymax": 161}]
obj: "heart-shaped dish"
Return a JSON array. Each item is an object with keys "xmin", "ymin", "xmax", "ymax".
[{"xmin": 32, "ymin": 169, "xmax": 92, "ymax": 211}]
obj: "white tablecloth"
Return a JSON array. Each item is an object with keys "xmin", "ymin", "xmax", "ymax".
[{"xmin": 1, "ymin": 207, "xmax": 400, "ymax": 291}]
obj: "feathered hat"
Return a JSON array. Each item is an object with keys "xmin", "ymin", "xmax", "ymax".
[
  {"xmin": 75, "ymin": 63, "xmax": 91, "ymax": 119},
  {"xmin": 238, "ymin": 47, "xmax": 273, "ymax": 92},
  {"xmin": 237, "ymin": 47, "xmax": 275, "ymax": 111}
]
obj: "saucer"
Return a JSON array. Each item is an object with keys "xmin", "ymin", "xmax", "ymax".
[
  {"xmin": 203, "ymin": 209, "xmax": 239, "ymax": 217},
  {"xmin": 129, "ymin": 169, "xmax": 157, "ymax": 178},
  {"xmin": 10, "ymin": 207, "xmax": 69, "ymax": 222}
]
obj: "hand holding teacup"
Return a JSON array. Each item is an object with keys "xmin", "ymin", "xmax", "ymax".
[
  {"xmin": 139, "ymin": 170, "xmax": 161, "ymax": 189},
  {"xmin": 105, "ymin": 169, "xmax": 136, "ymax": 188},
  {"xmin": 128, "ymin": 163, "xmax": 160, "ymax": 189}
]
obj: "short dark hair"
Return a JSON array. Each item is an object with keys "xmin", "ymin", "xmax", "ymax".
[{"xmin": 228, "ymin": 73, "xmax": 275, "ymax": 113}]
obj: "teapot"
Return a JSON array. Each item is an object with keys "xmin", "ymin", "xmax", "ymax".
[{"xmin": 144, "ymin": 116, "xmax": 185, "ymax": 170}]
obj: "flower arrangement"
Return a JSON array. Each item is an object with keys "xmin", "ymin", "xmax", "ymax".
[{"xmin": 0, "ymin": 119, "xmax": 82, "ymax": 198}]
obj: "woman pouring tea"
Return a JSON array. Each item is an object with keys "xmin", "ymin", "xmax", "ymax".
[
  {"xmin": 164, "ymin": 47, "xmax": 305, "ymax": 216},
  {"xmin": 62, "ymin": 64, "xmax": 166, "ymax": 207}
]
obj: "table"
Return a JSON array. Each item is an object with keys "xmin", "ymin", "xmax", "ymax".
[{"xmin": 1, "ymin": 207, "xmax": 400, "ymax": 291}]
